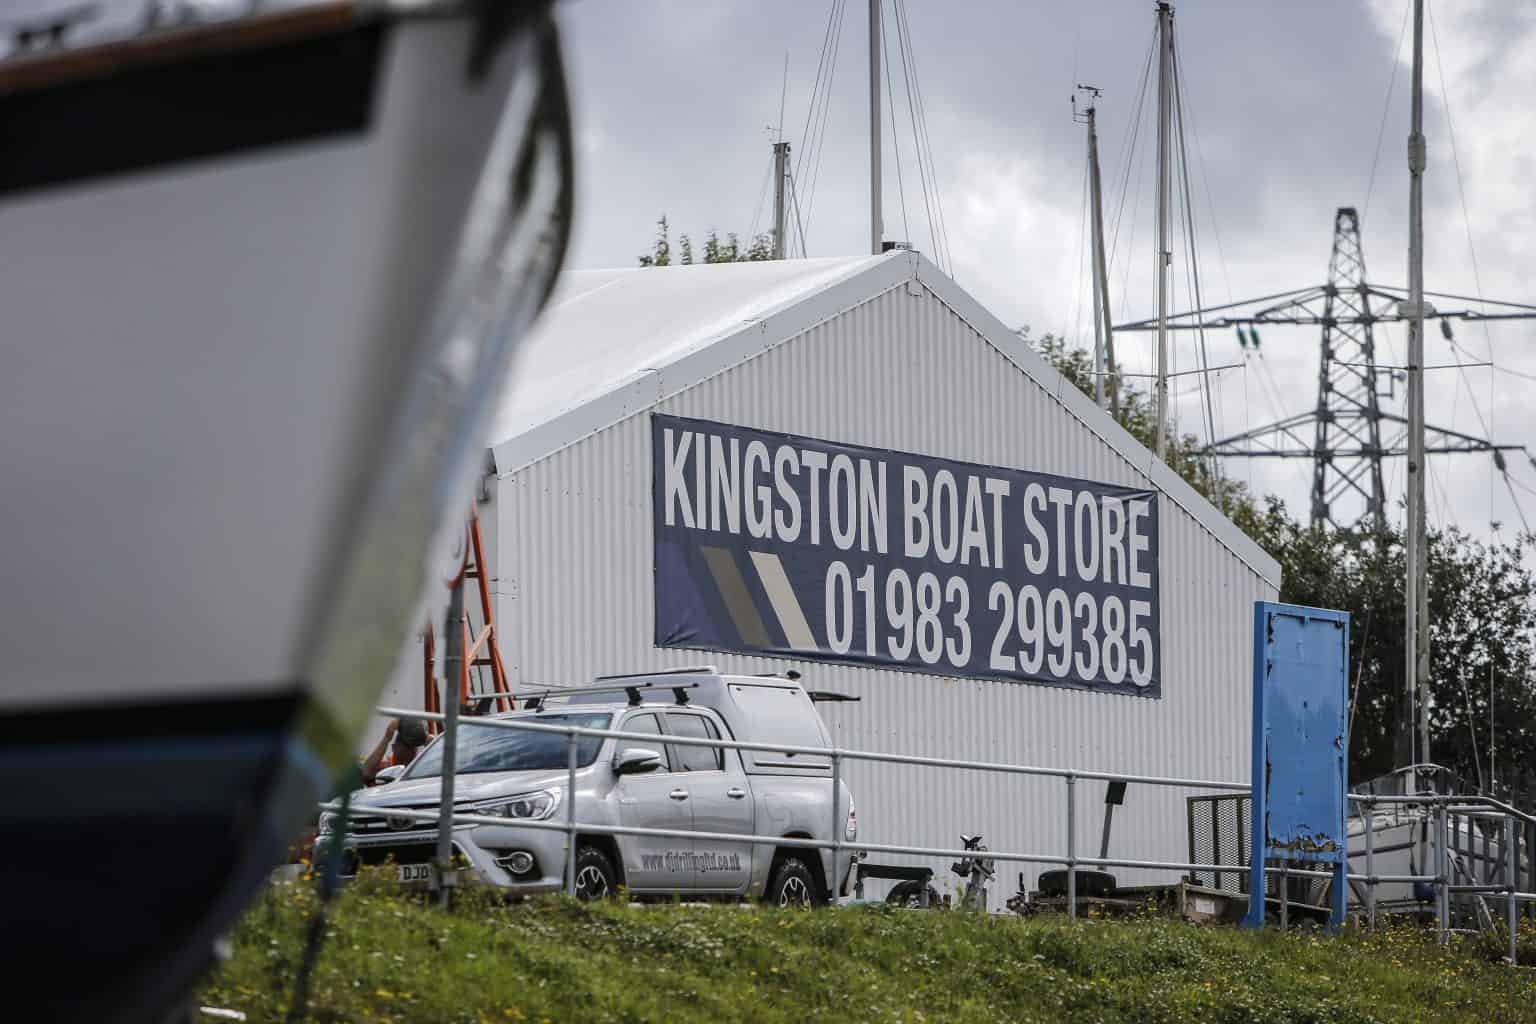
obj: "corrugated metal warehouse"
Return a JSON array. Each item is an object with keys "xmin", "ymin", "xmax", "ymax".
[{"xmin": 394, "ymin": 250, "xmax": 1281, "ymax": 902}]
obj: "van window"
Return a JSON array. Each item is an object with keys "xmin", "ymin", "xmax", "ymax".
[
  {"xmin": 619, "ymin": 712, "xmax": 670, "ymax": 772},
  {"xmin": 665, "ymin": 712, "xmax": 724, "ymax": 772},
  {"xmin": 728, "ymin": 684, "xmax": 831, "ymax": 768}
]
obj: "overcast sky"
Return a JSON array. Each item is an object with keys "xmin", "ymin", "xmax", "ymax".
[
  {"xmin": 554, "ymin": 0, "xmax": 1536, "ymax": 544},
  {"xmin": 50, "ymin": 0, "xmax": 1536, "ymax": 543}
]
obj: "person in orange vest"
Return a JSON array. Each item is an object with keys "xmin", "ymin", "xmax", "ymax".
[{"xmin": 361, "ymin": 717, "xmax": 428, "ymax": 786}]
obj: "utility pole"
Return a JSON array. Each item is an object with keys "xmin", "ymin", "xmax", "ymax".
[
  {"xmin": 772, "ymin": 140, "xmax": 790, "ymax": 260},
  {"xmin": 435, "ymin": 573, "xmax": 464, "ymax": 908},
  {"xmin": 1154, "ymin": 2, "xmax": 1173, "ymax": 460},
  {"xmin": 1404, "ymin": 0, "xmax": 1430, "ymax": 788},
  {"xmin": 868, "ymin": 0, "xmax": 883, "ymax": 255},
  {"xmin": 1077, "ymin": 86, "xmax": 1119, "ymax": 415}
]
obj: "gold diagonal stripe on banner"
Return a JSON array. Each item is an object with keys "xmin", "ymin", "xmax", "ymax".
[
  {"xmin": 700, "ymin": 546, "xmax": 771, "ymax": 647},
  {"xmin": 748, "ymin": 551, "xmax": 817, "ymax": 651}
]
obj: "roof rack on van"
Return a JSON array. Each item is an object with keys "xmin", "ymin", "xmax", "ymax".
[
  {"xmin": 518, "ymin": 680, "xmax": 699, "ymax": 709},
  {"xmin": 593, "ymin": 665, "xmax": 718, "ymax": 681}
]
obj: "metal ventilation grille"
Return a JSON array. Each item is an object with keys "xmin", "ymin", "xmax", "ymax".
[{"xmin": 1187, "ymin": 794, "xmax": 1251, "ymax": 893}]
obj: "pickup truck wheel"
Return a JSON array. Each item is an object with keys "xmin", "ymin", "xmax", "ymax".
[
  {"xmin": 766, "ymin": 856, "xmax": 822, "ymax": 909},
  {"xmin": 885, "ymin": 880, "xmax": 940, "ymax": 909},
  {"xmin": 572, "ymin": 846, "xmax": 617, "ymax": 901}
]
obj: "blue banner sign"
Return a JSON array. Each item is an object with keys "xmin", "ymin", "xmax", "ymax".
[{"xmin": 652, "ymin": 414, "xmax": 1162, "ymax": 697}]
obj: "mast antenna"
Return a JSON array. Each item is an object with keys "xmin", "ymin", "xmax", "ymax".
[
  {"xmin": 868, "ymin": 0, "xmax": 883, "ymax": 254},
  {"xmin": 1154, "ymin": 2, "xmax": 1174, "ymax": 460},
  {"xmin": 1404, "ymin": 0, "xmax": 1430, "ymax": 789},
  {"xmin": 1074, "ymin": 84, "xmax": 1119, "ymax": 415}
]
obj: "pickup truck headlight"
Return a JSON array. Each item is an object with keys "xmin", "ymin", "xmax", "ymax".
[
  {"xmin": 477, "ymin": 789, "xmax": 561, "ymax": 821},
  {"xmin": 845, "ymin": 803, "xmax": 858, "ymax": 842}
]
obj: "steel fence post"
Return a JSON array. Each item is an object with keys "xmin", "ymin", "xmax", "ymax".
[
  {"xmin": 830, "ymin": 750, "xmax": 842, "ymax": 906},
  {"xmin": 1066, "ymin": 773, "xmax": 1077, "ymax": 921},
  {"xmin": 1436, "ymin": 803, "xmax": 1449, "ymax": 944},
  {"xmin": 1364, "ymin": 803, "xmax": 1376, "ymax": 933},
  {"xmin": 1507, "ymin": 814, "xmax": 1518, "ymax": 965},
  {"xmin": 1280, "ymin": 861, "xmax": 1288, "ymax": 931},
  {"xmin": 565, "ymin": 729, "xmax": 578, "ymax": 898}
]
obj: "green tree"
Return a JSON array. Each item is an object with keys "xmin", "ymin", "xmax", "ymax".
[
  {"xmin": 1030, "ymin": 330, "xmax": 1536, "ymax": 801},
  {"xmin": 638, "ymin": 215, "xmax": 774, "ymax": 267}
]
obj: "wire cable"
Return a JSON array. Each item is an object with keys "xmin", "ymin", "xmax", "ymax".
[
  {"xmin": 797, "ymin": 0, "xmax": 849, "ymax": 244},
  {"xmin": 1362, "ymin": 0, "xmax": 1412, "ymax": 227},
  {"xmin": 793, "ymin": 0, "xmax": 841, "ymax": 189},
  {"xmin": 1172, "ymin": 37, "xmax": 1219, "ymax": 455},
  {"xmin": 745, "ymin": 150, "xmax": 776, "ymax": 252},
  {"xmin": 880, "ymin": 10, "xmax": 911, "ymax": 249},
  {"xmin": 1106, "ymin": 25, "xmax": 1157, "ymax": 305},
  {"xmin": 892, "ymin": 0, "xmax": 940, "ymax": 269},
  {"xmin": 1061, "ymin": 154, "xmax": 1091, "ymax": 351},
  {"xmin": 895, "ymin": 0, "xmax": 951, "ymax": 273},
  {"xmin": 1428, "ymin": 1, "xmax": 1503, "ymax": 544},
  {"xmin": 788, "ymin": 169, "xmax": 810, "ymax": 258},
  {"xmin": 1176, "ymin": 47, "xmax": 1235, "ymax": 306}
]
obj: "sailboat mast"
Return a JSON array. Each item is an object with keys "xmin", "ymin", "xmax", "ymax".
[
  {"xmin": 772, "ymin": 141, "xmax": 790, "ymax": 260},
  {"xmin": 1154, "ymin": 2, "xmax": 1173, "ymax": 459},
  {"xmin": 1405, "ymin": 0, "xmax": 1430, "ymax": 786},
  {"xmin": 1083, "ymin": 93, "xmax": 1118, "ymax": 414},
  {"xmin": 869, "ymin": 0, "xmax": 883, "ymax": 255}
]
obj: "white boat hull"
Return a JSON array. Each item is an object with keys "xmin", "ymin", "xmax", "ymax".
[{"xmin": 0, "ymin": 5, "xmax": 572, "ymax": 1020}]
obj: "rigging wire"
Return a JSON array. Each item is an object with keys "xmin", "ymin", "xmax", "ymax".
[
  {"xmin": 880, "ymin": 10, "xmax": 912, "ymax": 249},
  {"xmin": 788, "ymin": 169, "xmax": 810, "ymax": 258},
  {"xmin": 895, "ymin": 0, "xmax": 952, "ymax": 273},
  {"xmin": 798, "ymin": 0, "xmax": 849, "ymax": 244},
  {"xmin": 1428, "ymin": 1, "xmax": 1502, "ymax": 545},
  {"xmin": 1362, "ymin": 0, "xmax": 1412, "ymax": 227},
  {"xmin": 1454, "ymin": 658, "xmax": 1485, "ymax": 791},
  {"xmin": 745, "ymin": 149, "xmax": 776, "ymax": 248},
  {"xmin": 794, "ymin": 0, "xmax": 841, "ymax": 190},
  {"xmin": 1174, "ymin": 47, "xmax": 1235, "ymax": 306},
  {"xmin": 1061, "ymin": 152, "xmax": 1092, "ymax": 350},
  {"xmin": 1172, "ymin": 36, "xmax": 1219, "ymax": 459},
  {"xmin": 1106, "ymin": 25, "xmax": 1157, "ymax": 312},
  {"xmin": 892, "ymin": 0, "xmax": 942, "ymax": 271}
]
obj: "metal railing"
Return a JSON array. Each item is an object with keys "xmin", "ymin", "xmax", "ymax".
[{"xmin": 322, "ymin": 706, "xmax": 1534, "ymax": 962}]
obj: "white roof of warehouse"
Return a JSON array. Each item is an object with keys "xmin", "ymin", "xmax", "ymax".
[{"xmin": 487, "ymin": 252, "xmax": 1281, "ymax": 586}]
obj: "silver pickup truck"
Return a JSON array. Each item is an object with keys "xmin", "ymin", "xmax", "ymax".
[{"xmin": 322, "ymin": 669, "xmax": 858, "ymax": 905}]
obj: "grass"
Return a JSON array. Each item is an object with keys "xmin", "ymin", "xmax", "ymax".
[{"xmin": 199, "ymin": 871, "xmax": 1536, "ymax": 1023}]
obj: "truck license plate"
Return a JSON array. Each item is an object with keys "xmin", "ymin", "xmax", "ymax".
[{"xmin": 397, "ymin": 863, "xmax": 433, "ymax": 884}]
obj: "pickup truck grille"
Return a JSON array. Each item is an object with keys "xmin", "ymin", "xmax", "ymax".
[
  {"xmin": 356, "ymin": 842, "xmax": 436, "ymax": 867},
  {"xmin": 350, "ymin": 801, "xmax": 479, "ymax": 834}
]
